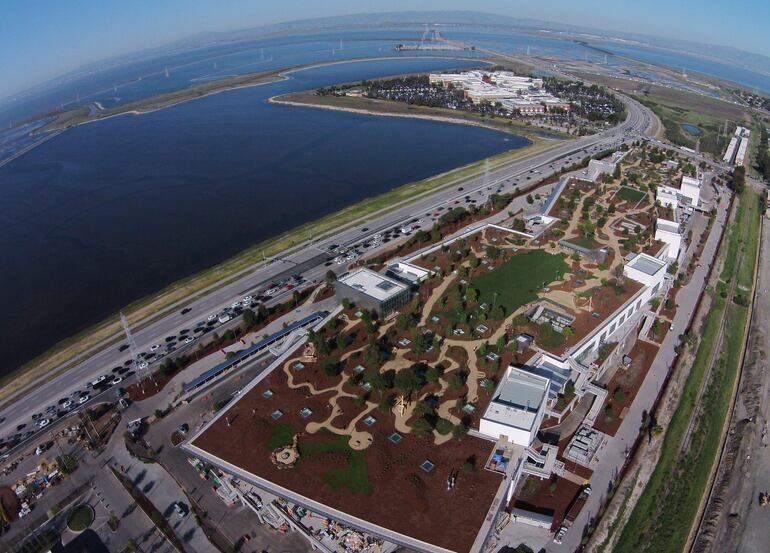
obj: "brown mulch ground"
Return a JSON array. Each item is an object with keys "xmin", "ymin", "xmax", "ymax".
[
  {"xmin": 511, "ymin": 475, "xmax": 584, "ymax": 530},
  {"xmin": 193, "ymin": 364, "xmax": 503, "ymax": 553},
  {"xmin": 593, "ymin": 340, "xmax": 659, "ymax": 436}
]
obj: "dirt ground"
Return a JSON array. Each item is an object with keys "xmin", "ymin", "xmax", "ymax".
[{"xmin": 193, "ymin": 371, "xmax": 503, "ymax": 552}]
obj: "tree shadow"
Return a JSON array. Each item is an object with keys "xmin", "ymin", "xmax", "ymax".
[{"xmin": 133, "ymin": 468, "xmax": 147, "ymax": 486}]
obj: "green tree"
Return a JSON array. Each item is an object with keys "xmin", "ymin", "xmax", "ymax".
[
  {"xmin": 435, "ymin": 418, "xmax": 454, "ymax": 435},
  {"xmin": 242, "ymin": 308, "xmax": 257, "ymax": 328},
  {"xmin": 414, "ymin": 400, "xmax": 435, "ymax": 416},
  {"xmin": 325, "ymin": 270, "xmax": 337, "ymax": 284},
  {"xmin": 411, "ymin": 418, "xmax": 433, "ymax": 438},
  {"xmin": 394, "ymin": 366, "xmax": 424, "ymax": 395},
  {"xmin": 323, "ymin": 358, "xmax": 342, "ymax": 377},
  {"xmin": 452, "ymin": 424, "xmax": 468, "ymax": 441}
]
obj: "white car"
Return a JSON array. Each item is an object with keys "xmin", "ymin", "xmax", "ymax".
[
  {"xmin": 139, "ymin": 362, "xmax": 149, "ymax": 369},
  {"xmin": 111, "ymin": 377, "xmax": 123, "ymax": 385},
  {"xmin": 62, "ymin": 400, "xmax": 73, "ymax": 410},
  {"xmin": 265, "ymin": 287, "xmax": 279, "ymax": 295},
  {"xmin": 149, "ymin": 344, "xmax": 160, "ymax": 352},
  {"xmin": 243, "ymin": 295, "xmax": 253, "ymax": 303},
  {"xmin": 184, "ymin": 336, "xmax": 194, "ymax": 344},
  {"xmin": 37, "ymin": 418, "xmax": 50, "ymax": 428},
  {"xmin": 207, "ymin": 314, "xmax": 217, "ymax": 321},
  {"xmin": 90, "ymin": 375, "xmax": 107, "ymax": 387},
  {"xmin": 217, "ymin": 314, "xmax": 231, "ymax": 324},
  {"xmin": 78, "ymin": 395, "xmax": 90, "ymax": 404},
  {"xmin": 231, "ymin": 300, "xmax": 242, "ymax": 309}
]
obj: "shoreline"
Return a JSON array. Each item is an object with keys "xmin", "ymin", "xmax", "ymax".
[
  {"xmin": 0, "ymin": 137, "xmax": 553, "ymax": 406},
  {"xmin": 269, "ymin": 94, "xmax": 544, "ymax": 138},
  {"xmin": 0, "ymin": 54, "xmax": 490, "ymax": 169}
]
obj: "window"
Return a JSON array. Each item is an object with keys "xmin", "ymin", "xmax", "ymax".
[{"xmin": 376, "ymin": 280, "xmax": 395, "ymax": 291}]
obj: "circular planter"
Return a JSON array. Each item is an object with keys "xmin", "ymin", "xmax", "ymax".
[{"xmin": 66, "ymin": 504, "xmax": 95, "ymax": 533}]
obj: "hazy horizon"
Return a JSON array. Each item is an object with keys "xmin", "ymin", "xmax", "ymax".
[{"xmin": 2, "ymin": 2, "xmax": 769, "ymax": 100}]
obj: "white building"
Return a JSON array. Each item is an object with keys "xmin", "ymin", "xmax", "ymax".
[
  {"xmin": 585, "ymin": 159, "xmax": 617, "ymax": 182},
  {"xmin": 480, "ymin": 366, "xmax": 550, "ymax": 446},
  {"xmin": 428, "ymin": 70, "xmax": 566, "ymax": 114},
  {"xmin": 656, "ymin": 174, "xmax": 701, "ymax": 209},
  {"xmin": 655, "ymin": 218, "xmax": 682, "ymax": 261},
  {"xmin": 656, "ymin": 184, "xmax": 680, "ymax": 209},
  {"xmin": 623, "ymin": 252, "xmax": 668, "ymax": 288},
  {"xmin": 679, "ymin": 175, "xmax": 702, "ymax": 206},
  {"xmin": 568, "ymin": 252, "xmax": 668, "ymax": 361}
]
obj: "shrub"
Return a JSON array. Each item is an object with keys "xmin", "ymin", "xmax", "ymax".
[
  {"xmin": 323, "ymin": 358, "xmax": 342, "ymax": 377},
  {"xmin": 435, "ymin": 418, "xmax": 454, "ymax": 435},
  {"xmin": 411, "ymin": 418, "xmax": 433, "ymax": 438}
]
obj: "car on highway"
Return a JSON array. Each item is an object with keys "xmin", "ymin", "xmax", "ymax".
[
  {"xmin": 180, "ymin": 307, "xmax": 192, "ymax": 315},
  {"xmin": 78, "ymin": 394, "xmax": 90, "ymax": 404},
  {"xmin": 218, "ymin": 314, "xmax": 231, "ymax": 324},
  {"xmin": 118, "ymin": 344, "xmax": 129, "ymax": 352},
  {"xmin": 184, "ymin": 336, "xmax": 194, "ymax": 344},
  {"xmin": 207, "ymin": 314, "xmax": 217, "ymax": 321},
  {"xmin": 231, "ymin": 300, "xmax": 242, "ymax": 309},
  {"xmin": 37, "ymin": 418, "xmax": 50, "ymax": 428},
  {"xmin": 89, "ymin": 375, "xmax": 108, "ymax": 387},
  {"xmin": 149, "ymin": 344, "xmax": 160, "ymax": 351},
  {"xmin": 62, "ymin": 400, "xmax": 73, "ymax": 410}
]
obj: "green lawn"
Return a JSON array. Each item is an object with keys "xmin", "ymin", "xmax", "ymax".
[
  {"xmin": 299, "ymin": 431, "xmax": 373, "ymax": 495},
  {"xmin": 472, "ymin": 250, "xmax": 570, "ymax": 315},
  {"xmin": 616, "ymin": 186, "xmax": 646, "ymax": 204},
  {"xmin": 267, "ymin": 423, "xmax": 296, "ymax": 450}
]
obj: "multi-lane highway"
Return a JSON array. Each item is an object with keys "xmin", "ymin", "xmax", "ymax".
[{"xmin": 0, "ymin": 89, "xmax": 655, "ymax": 456}]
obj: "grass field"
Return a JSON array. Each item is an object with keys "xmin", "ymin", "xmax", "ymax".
[
  {"xmin": 614, "ymin": 189, "xmax": 759, "ymax": 553},
  {"xmin": 616, "ymin": 186, "xmax": 646, "ymax": 204},
  {"xmin": 575, "ymin": 72, "xmax": 749, "ymax": 156},
  {"xmin": 299, "ymin": 431, "xmax": 373, "ymax": 495},
  {"xmin": 472, "ymin": 250, "xmax": 570, "ymax": 315}
]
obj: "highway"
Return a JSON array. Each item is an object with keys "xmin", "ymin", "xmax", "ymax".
[{"xmin": 0, "ymin": 88, "xmax": 654, "ymax": 457}]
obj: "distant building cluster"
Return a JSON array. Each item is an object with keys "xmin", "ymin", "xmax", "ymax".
[
  {"xmin": 723, "ymin": 126, "xmax": 751, "ymax": 166},
  {"xmin": 428, "ymin": 70, "xmax": 570, "ymax": 115}
]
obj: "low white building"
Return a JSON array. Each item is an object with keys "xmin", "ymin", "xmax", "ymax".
[
  {"xmin": 480, "ymin": 366, "xmax": 550, "ymax": 446},
  {"xmin": 656, "ymin": 184, "xmax": 680, "ymax": 209},
  {"xmin": 656, "ymin": 174, "xmax": 702, "ymax": 209},
  {"xmin": 624, "ymin": 252, "xmax": 668, "ymax": 288},
  {"xmin": 569, "ymin": 252, "xmax": 668, "ymax": 361},
  {"xmin": 679, "ymin": 175, "xmax": 702, "ymax": 206},
  {"xmin": 655, "ymin": 219, "xmax": 682, "ymax": 261},
  {"xmin": 585, "ymin": 159, "xmax": 616, "ymax": 182}
]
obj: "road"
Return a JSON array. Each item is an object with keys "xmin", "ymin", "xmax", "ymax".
[{"xmin": 0, "ymin": 87, "xmax": 654, "ymax": 461}]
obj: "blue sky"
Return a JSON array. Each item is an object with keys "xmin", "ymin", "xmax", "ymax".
[{"xmin": 1, "ymin": 0, "xmax": 768, "ymax": 98}]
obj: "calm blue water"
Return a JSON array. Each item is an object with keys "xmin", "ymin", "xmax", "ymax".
[
  {"xmin": 0, "ymin": 29, "xmax": 484, "ymax": 130},
  {"xmin": 681, "ymin": 123, "xmax": 702, "ymax": 135},
  {"xmin": 0, "ymin": 57, "xmax": 524, "ymax": 372},
  {"xmin": 596, "ymin": 42, "xmax": 770, "ymax": 94}
]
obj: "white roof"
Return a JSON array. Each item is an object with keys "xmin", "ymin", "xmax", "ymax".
[
  {"xmin": 626, "ymin": 252, "xmax": 666, "ymax": 276},
  {"xmin": 483, "ymin": 367, "xmax": 549, "ymax": 432},
  {"xmin": 338, "ymin": 268, "xmax": 408, "ymax": 301},
  {"xmin": 656, "ymin": 218, "xmax": 680, "ymax": 234},
  {"xmin": 681, "ymin": 175, "xmax": 701, "ymax": 189}
]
